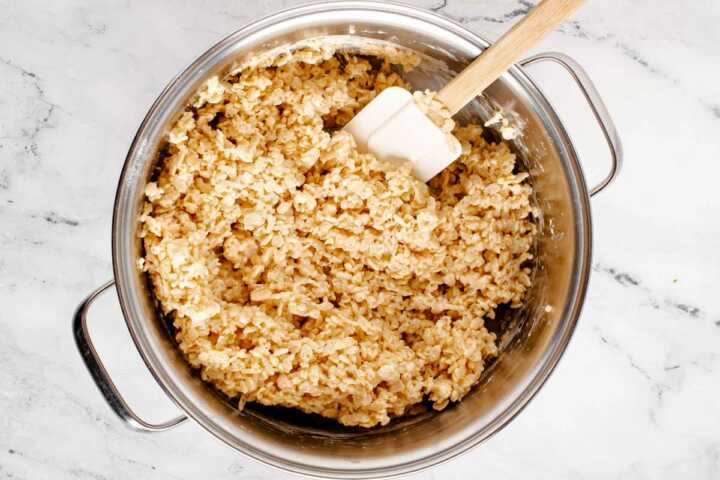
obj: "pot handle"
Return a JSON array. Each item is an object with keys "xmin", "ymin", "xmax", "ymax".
[
  {"xmin": 73, "ymin": 280, "xmax": 188, "ymax": 432},
  {"xmin": 520, "ymin": 52, "xmax": 622, "ymax": 196}
]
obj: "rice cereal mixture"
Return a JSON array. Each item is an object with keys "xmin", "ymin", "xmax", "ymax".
[{"xmin": 139, "ymin": 41, "xmax": 536, "ymax": 428}]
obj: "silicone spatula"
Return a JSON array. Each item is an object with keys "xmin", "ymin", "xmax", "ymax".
[{"xmin": 344, "ymin": 0, "xmax": 584, "ymax": 182}]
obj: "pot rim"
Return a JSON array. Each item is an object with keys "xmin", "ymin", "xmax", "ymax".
[{"xmin": 111, "ymin": 1, "xmax": 592, "ymax": 477}]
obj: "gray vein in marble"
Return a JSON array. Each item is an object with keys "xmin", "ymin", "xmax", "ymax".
[
  {"xmin": 532, "ymin": 16, "xmax": 669, "ymax": 82},
  {"xmin": 592, "ymin": 260, "xmax": 720, "ymax": 428},
  {"xmin": 670, "ymin": 302, "xmax": 700, "ymax": 318},
  {"xmin": 547, "ymin": 19, "xmax": 662, "ymax": 79},
  {"xmin": 687, "ymin": 100, "xmax": 720, "ymax": 123},
  {"xmin": 58, "ymin": 387, "xmax": 117, "ymax": 432},
  {"xmin": 594, "ymin": 263, "xmax": 711, "ymax": 324},
  {"xmin": 597, "ymin": 328, "xmax": 666, "ymax": 388},
  {"xmin": 432, "ymin": 2, "xmax": 681, "ymax": 98},
  {"xmin": 112, "ymin": 456, "xmax": 157, "ymax": 473},
  {"xmin": 66, "ymin": 468, "xmax": 110, "ymax": 480},
  {"xmin": 712, "ymin": 106, "xmax": 720, "ymax": 119},
  {"xmin": 431, "ymin": 0, "xmax": 534, "ymax": 25},
  {"xmin": 429, "ymin": 0, "xmax": 447, "ymax": 12},
  {"xmin": 31, "ymin": 211, "xmax": 81, "ymax": 227},
  {"xmin": 598, "ymin": 265, "xmax": 641, "ymax": 287},
  {"xmin": 21, "ymin": 238, "xmax": 44, "ymax": 247},
  {"xmin": 0, "ymin": 468, "xmax": 27, "ymax": 480},
  {"xmin": 215, "ymin": 6, "xmax": 251, "ymax": 23},
  {"xmin": 614, "ymin": 41, "xmax": 666, "ymax": 78},
  {"xmin": 226, "ymin": 463, "xmax": 245, "ymax": 474},
  {"xmin": 87, "ymin": 23, "xmax": 107, "ymax": 35},
  {"xmin": 689, "ymin": 356, "xmax": 720, "ymax": 375},
  {"xmin": 105, "ymin": 452, "xmax": 189, "ymax": 480},
  {"xmin": 557, "ymin": 20, "xmax": 591, "ymax": 40},
  {"xmin": 595, "ymin": 326, "xmax": 672, "ymax": 425},
  {"xmin": 0, "ymin": 56, "xmax": 58, "ymax": 154}
]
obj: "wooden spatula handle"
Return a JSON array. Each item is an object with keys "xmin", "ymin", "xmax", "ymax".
[{"xmin": 437, "ymin": 0, "xmax": 584, "ymax": 115}]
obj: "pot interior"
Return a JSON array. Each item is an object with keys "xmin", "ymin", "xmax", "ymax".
[{"xmin": 113, "ymin": 2, "xmax": 590, "ymax": 477}]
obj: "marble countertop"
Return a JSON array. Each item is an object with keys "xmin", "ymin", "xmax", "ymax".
[{"xmin": 1, "ymin": 0, "xmax": 719, "ymax": 478}]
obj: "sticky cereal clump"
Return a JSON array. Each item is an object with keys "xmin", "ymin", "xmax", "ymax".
[{"xmin": 139, "ymin": 42, "xmax": 535, "ymax": 428}]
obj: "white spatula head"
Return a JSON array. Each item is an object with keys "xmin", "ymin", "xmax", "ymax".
[
  {"xmin": 344, "ymin": 87, "xmax": 462, "ymax": 182},
  {"xmin": 343, "ymin": 0, "xmax": 585, "ymax": 181}
]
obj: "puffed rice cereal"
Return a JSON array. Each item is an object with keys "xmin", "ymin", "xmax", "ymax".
[{"xmin": 139, "ymin": 40, "xmax": 535, "ymax": 428}]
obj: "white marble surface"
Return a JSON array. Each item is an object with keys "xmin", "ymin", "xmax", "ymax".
[{"xmin": 1, "ymin": 0, "xmax": 719, "ymax": 478}]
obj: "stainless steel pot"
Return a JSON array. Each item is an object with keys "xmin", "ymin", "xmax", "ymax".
[{"xmin": 73, "ymin": 2, "xmax": 621, "ymax": 477}]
